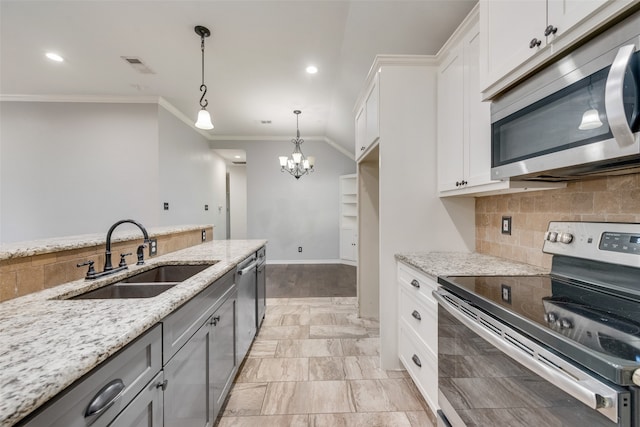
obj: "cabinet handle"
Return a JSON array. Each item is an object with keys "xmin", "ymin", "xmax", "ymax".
[
  {"xmin": 210, "ymin": 315, "xmax": 221, "ymax": 326},
  {"xmin": 156, "ymin": 379, "xmax": 168, "ymax": 391},
  {"xmin": 529, "ymin": 38, "xmax": 541, "ymax": 49},
  {"xmin": 85, "ymin": 379, "xmax": 125, "ymax": 424},
  {"xmin": 544, "ymin": 25, "xmax": 557, "ymax": 36},
  {"xmin": 461, "ymin": 180, "xmax": 468, "ymax": 186},
  {"xmin": 360, "ymin": 146, "xmax": 365, "ymax": 151},
  {"xmin": 412, "ymin": 354, "xmax": 422, "ymax": 368},
  {"xmin": 411, "ymin": 310, "xmax": 422, "ymax": 321},
  {"xmin": 455, "ymin": 181, "xmax": 460, "ymax": 187},
  {"xmin": 410, "ymin": 279, "xmax": 420, "ymax": 289}
]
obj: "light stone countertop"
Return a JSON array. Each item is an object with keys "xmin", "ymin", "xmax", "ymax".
[
  {"xmin": 0, "ymin": 239, "xmax": 266, "ymax": 427},
  {"xmin": 0, "ymin": 224, "xmax": 214, "ymax": 260},
  {"xmin": 395, "ymin": 252, "xmax": 548, "ymax": 279}
]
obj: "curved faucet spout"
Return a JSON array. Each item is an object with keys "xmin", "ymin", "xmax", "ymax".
[{"xmin": 104, "ymin": 219, "xmax": 150, "ymax": 271}]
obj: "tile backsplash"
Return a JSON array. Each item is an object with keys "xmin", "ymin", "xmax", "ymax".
[{"xmin": 476, "ymin": 174, "xmax": 640, "ymax": 269}]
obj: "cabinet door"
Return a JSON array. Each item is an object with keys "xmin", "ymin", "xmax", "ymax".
[
  {"xmin": 547, "ymin": 0, "xmax": 607, "ymax": 39},
  {"xmin": 365, "ymin": 75, "xmax": 379, "ymax": 146},
  {"xmin": 464, "ymin": 24, "xmax": 494, "ymax": 187},
  {"xmin": 210, "ymin": 294, "xmax": 238, "ymax": 420},
  {"xmin": 340, "ymin": 227, "xmax": 356, "ymax": 262},
  {"xmin": 164, "ymin": 323, "xmax": 212, "ymax": 427},
  {"xmin": 480, "ymin": 0, "xmax": 546, "ymax": 91},
  {"xmin": 111, "ymin": 372, "xmax": 163, "ymax": 427},
  {"xmin": 437, "ymin": 45, "xmax": 465, "ymax": 192},
  {"xmin": 355, "ymin": 106, "xmax": 366, "ymax": 159}
]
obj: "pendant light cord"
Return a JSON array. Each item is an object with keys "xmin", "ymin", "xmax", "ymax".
[{"xmin": 199, "ymin": 35, "xmax": 208, "ymax": 109}]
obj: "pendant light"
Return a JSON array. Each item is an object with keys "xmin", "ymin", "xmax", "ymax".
[
  {"xmin": 194, "ymin": 25, "xmax": 214, "ymax": 130},
  {"xmin": 279, "ymin": 110, "xmax": 315, "ymax": 180}
]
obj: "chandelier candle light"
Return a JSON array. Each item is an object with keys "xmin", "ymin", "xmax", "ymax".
[
  {"xmin": 279, "ymin": 110, "xmax": 315, "ymax": 179},
  {"xmin": 194, "ymin": 25, "xmax": 214, "ymax": 130}
]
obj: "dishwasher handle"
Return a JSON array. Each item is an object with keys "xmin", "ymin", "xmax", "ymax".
[
  {"xmin": 238, "ymin": 261, "xmax": 258, "ymax": 275},
  {"xmin": 84, "ymin": 378, "xmax": 125, "ymax": 425}
]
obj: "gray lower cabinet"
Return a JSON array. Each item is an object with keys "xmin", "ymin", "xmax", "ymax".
[
  {"xmin": 110, "ymin": 371, "xmax": 164, "ymax": 427},
  {"xmin": 211, "ymin": 289, "xmax": 237, "ymax": 419}
]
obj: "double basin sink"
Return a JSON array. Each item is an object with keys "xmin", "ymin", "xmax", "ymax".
[{"xmin": 71, "ymin": 263, "xmax": 218, "ymax": 299}]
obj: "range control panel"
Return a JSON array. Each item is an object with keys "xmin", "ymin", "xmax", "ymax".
[{"xmin": 543, "ymin": 222, "xmax": 640, "ymax": 267}]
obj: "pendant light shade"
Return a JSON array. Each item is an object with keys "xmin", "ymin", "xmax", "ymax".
[{"xmin": 194, "ymin": 25, "xmax": 214, "ymax": 130}]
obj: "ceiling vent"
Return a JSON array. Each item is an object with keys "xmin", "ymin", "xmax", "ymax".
[
  {"xmin": 232, "ymin": 161, "xmax": 247, "ymax": 165},
  {"xmin": 121, "ymin": 56, "xmax": 155, "ymax": 74}
]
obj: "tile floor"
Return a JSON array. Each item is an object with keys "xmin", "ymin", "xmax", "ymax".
[{"xmin": 217, "ymin": 297, "xmax": 435, "ymax": 427}]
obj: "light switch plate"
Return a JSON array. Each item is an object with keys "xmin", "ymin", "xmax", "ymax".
[
  {"xmin": 501, "ymin": 216, "xmax": 512, "ymax": 235},
  {"xmin": 201, "ymin": 229, "xmax": 206, "ymax": 242},
  {"xmin": 149, "ymin": 239, "xmax": 158, "ymax": 256},
  {"xmin": 501, "ymin": 284, "xmax": 512, "ymax": 304}
]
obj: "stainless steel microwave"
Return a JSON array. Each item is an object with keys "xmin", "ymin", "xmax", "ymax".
[{"xmin": 490, "ymin": 9, "xmax": 640, "ymax": 181}]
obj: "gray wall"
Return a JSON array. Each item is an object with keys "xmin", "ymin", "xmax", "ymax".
[
  {"xmin": 0, "ymin": 101, "xmax": 225, "ymax": 243},
  {"xmin": 213, "ymin": 139, "xmax": 356, "ymax": 261}
]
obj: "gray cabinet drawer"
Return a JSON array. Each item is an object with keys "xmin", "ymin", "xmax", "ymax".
[
  {"xmin": 162, "ymin": 269, "xmax": 235, "ymax": 364},
  {"xmin": 110, "ymin": 371, "xmax": 163, "ymax": 427},
  {"xmin": 21, "ymin": 325, "xmax": 161, "ymax": 427}
]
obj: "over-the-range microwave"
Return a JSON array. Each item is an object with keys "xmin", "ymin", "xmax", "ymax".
[{"xmin": 490, "ymin": 8, "xmax": 640, "ymax": 182}]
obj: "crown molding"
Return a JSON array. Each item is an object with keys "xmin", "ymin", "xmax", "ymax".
[{"xmin": 0, "ymin": 94, "xmax": 162, "ymax": 104}]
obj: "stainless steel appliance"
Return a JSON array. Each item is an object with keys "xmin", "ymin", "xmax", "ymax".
[
  {"xmin": 236, "ymin": 253, "xmax": 257, "ymax": 361},
  {"xmin": 256, "ymin": 246, "xmax": 266, "ymax": 328},
  {"xmin": 436, "ymin": 222, "xmax": 640, "ymax": 426},
  {"xmin": 490, "ymin": 8, "xmax": 640, "ymax": 182}
]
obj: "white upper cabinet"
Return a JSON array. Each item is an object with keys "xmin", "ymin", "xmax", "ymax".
[
  {"xmin": 480, "ymin": 0, "xmax": 636, "ymax": 100},
  {"xmin": 355, "ymin": 73, "xmax": 380, "ymax": 161}
]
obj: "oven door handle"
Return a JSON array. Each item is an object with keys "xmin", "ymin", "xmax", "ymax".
[
  {"xmin": 605, "ymin": 44, "xmax": 636, "ymax": 148},
  {"xmin": 433, "ymin": 289, "xmax": 622, "ymax": 424}
]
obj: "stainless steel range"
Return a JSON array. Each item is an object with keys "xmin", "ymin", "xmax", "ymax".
[{"xmin": 435, "ymin": 222, "xmax": 640, "ymax": 426}]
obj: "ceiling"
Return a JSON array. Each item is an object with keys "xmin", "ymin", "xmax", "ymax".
[{"xmin": 0, "ymin": 0, "xmax": 476, "ymax": 157}]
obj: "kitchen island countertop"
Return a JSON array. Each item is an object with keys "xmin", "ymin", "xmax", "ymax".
[
  {"xmin": 395, "ymin": 251, "xmax": 548, "ymax": 278},
  {"xmin": 0, "ymin": 239, "xmax": 266, "ymax": 427}
]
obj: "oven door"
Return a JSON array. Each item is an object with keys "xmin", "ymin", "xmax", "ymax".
[{"xmin": 434, "ymin": 288, "xmax": 631, "ymax": 427}]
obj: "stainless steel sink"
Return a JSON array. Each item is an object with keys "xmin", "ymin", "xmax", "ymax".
[{"xmin": 70, "ymin": 262, "xmax": 218, "ymax": 299}]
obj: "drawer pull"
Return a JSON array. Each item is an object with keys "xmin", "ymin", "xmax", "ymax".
[
  {"xmin": 210, "ymin": 315, "xmax": 221, "ymax": 326},
  {"xmin": 156, "ymin": 379, "xmax": 169, "ymax": 391},
  {"xmin": 85, "ymin": 379, "xmax": 125, "ymax": 425},
  {"xmin": 410, "ymin": 279, "xmax": 420, "ymax": 289},
  {"xmin": 411, "ymin": 310, "xmax": 422, "ymax": 321},
  {"xmin": 412, "ymin": 354, "xmax": 422, "ymax": 368}
]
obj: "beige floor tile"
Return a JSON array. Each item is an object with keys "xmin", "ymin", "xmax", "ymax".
[
  {"xmin": 262, "ymin": 381, "xmax": 356, "ymax": 415},
  {"xmin": 309, "ymin": 325, "xmax": 369, "ymax": 339},
  {"xmin": 275, "ymin": 339, "xmax": 343, "ymax": 358},
  {"xmin": 309, "ymin": 312, "xmax": 364, "ymax": 326},
  {"xmin": 236, "ymin": 358, "xmax": 309, "ymax": 382},
  {"xmin": 386, "ymin": 369, "xmax": 411, "ymax": 379},
  {"xmin": 256, "ymin": 325, "xmax": 309, "ymax": 340},
  {"xmin": 309, "ymin": 357, "xmax": 346, "ymax": 380},
  {"xmin": 262, "ymin": 313, "xmax": 311, "ymax": 326},
  {"xmin": 247, "ymin": 340, "xmax": 278, "ymax": 358},
  {"xmin": 286, "ymin": 297, "xmax": 333, "ymax": 305},
  {"xmin": 344, "ymin": 356, "xmax": 388, "ymax": 380},
  {"xmin": 340, "ymin": 338, "xmax": 380, "ymax": 356},
  {"xmin": 222, "ymin": 383, "xmax": 267, "ymax": 416},
  {"xmin": 310, "ymin": 412, "xmax": 413, "ymax": 427},
  {"xmin": 217, "ymin": 414, "xmax": 309, "ymax": 427},
  {"xmin": 406, "ymin": 410, "xmax": 436, "ymax": 427},
  {"xmin": 266, "ymin": 298, "xmax": 290, "ymax": 305},
  {"xmin": 349, "ymin": 379, "xmax": 426, "ymax": 412},
  {"xmin": 309, "ymin": 305, "xmax": 357, "ymax": 315},
  {"xmin": 266, "ymin": 304, "xmax": 309, "ymax": 316},
  {"xmin": 331, "ymin": 297, "xmax": 358, "ymax": 305}
]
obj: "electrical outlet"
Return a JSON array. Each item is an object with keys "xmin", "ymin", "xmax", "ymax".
[
  {"xmin": 201, "ymin": 229, "xmax": 206, "ymax": 242},
  {"xmin": 501, "ymin": 216, "xmax": 512, "ymax": 235},
  {"xmin": 149, "ymin": 239, "xmax": 158, "ymax": 256},
  {"xmin": 298, "ymin": 246, "xmax": 302, "ymax": 253},
  {"xmin": 163, "ymin": 202, "xmax": 169, "ymax": 211},
  {"xmin": 204, "ymin": 204, "xmax": 209, "ymax": 211},
  {"xmin": 501, "ymin": 284, "xmax": 512, "ymax": 304}
]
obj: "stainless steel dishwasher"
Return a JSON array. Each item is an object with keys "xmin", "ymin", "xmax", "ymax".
[
  {"xmin": 256, "ymin": 247, "xmax": 266, "ymax": 329},
  {"xmin": 236, "ymin": 253, "xmax": 257, "ymax": 362}
]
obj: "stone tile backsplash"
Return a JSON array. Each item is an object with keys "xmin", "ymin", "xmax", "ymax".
[{"xmin": 476, "ymin": 174, "xmax": 640, "ymax": 269}]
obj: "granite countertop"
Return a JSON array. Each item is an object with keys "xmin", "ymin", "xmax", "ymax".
[
  {"xmin": 0, "ymin": 239, "xmax": 266, "ymax": 427},
  {"xmin": 395, "ymin": 252, "xmax": 548, "ymax": 278},
  {"xmin": 0, "ymin": 224, "xmax": 214, "ymax": 260}
]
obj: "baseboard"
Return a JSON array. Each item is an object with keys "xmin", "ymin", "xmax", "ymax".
[{"xmin": 267, "ymin": 259, "xmax": 344, "ymax": 265}]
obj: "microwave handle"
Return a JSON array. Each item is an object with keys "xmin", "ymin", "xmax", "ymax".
[{"xmin": 604, "ymin": 44, "xmax": 636, "ymax": 147}]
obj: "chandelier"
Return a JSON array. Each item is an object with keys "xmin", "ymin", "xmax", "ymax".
[
  {"xmin": 194, "ymin": 25, "xmax": 214, "ymax": 130},
  {"xmin": 279, "ymin": 110, "xmax": 315, "ymax": 179}
]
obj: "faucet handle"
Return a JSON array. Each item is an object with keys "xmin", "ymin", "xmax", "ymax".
[
  {"xmin": 77, "ymin": 260, "xmax": 96, "ymax": 279},
  {"xmin": 136, "ymin": 245, "xmax": 146, "ymax": 265},
  {"xmin": 119, "ymin": 253, "xmax": 132, "ymax": 267}
]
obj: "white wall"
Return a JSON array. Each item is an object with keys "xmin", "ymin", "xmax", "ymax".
[
  {"xmin": 0, "ymin": 102, "xmax": 160, "ymax": 243},
  {"xmin": 157, "ymin": 107, "xmax": 226, "ymax": 240},
  {"xmin": 228, "ymin": 165, "xmax": 247, "ymax": 239},
  {"xmin": 212, "ymin": 139, "xmax": 356, "ymax": 261}
]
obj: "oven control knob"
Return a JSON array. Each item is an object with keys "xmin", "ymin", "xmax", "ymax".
[
  {"xmin": 559, "ymin": 233, "xmax": 574, "ymax": 244},
  {"xmin": 545, "ymin": 312, "xmax": 557, "ymax": 323},
  {"xmin": 547, "ymin": 232, "xmax": 558, "ymax": 242},
  {"xmin": 632, "ymin": 369, "xmax": 640, "ymax": 387},
  {"xmin": 559, "ymin": 318, "xmax": 573, "ymax": 329}
]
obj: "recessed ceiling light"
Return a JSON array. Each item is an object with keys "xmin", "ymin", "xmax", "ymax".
[
  {"xmin": 261, "ymin": 120, "xmax": 272, "ymax": 124},
  {"xmin": 306, "ymin": 65, "xmax": 318, "ymax": 74},
  {"xmin": 234, "ymin": 155, "xmax": 241, "ymax": 159},
  {"xmin": 45, "ymin": 52, "xmax": 64, "ymax": 62}
]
